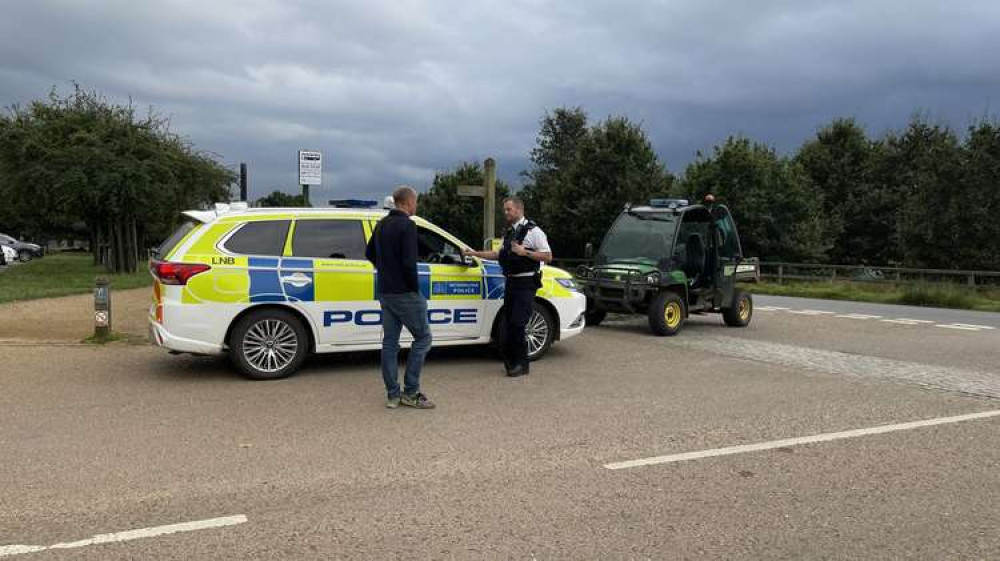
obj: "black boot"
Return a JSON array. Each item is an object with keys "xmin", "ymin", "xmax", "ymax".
[{"xmin": 507, "ymin": 363, "xmax": 530, "ymax": 377}]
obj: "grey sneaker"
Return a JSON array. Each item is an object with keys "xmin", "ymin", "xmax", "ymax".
[
  {"xmin": 400, "ymin": 392, "xmax": 435, "ymax": 409},
  {"xmin": 386, "ymin": 396, "xmax": 401, "ymax": 409}
]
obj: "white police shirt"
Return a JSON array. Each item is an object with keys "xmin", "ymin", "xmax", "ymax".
[{"xmin": 509, "ymin": 217, "xmax": 551, "ymax": 277}]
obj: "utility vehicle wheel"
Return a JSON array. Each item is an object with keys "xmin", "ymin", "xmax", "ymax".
[
  {"xmin": 585, "ymin": 308, "xmax": 607, "ymax": 327},
  {"xmin": 723, "ymin": 290, "xmax": 753, "ymax": 327},
  {"xmin": 648, "ymin": 291, "xmax": 685, "ymax": 336}
]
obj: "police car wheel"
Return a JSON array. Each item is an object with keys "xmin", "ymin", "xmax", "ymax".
[
  {"xmin": 18, "ymin": 250, "xmax": 32, "ymax": 262},
  {"xmin": 230, "ymin": 309, "xmax": 308, "ymax": 380},
  {"xmin": 526, "ymin": 303, "xmax": 556, "ymax": 361},
  {"xmin": 493, "ymin": 302, "xmax": 556, "ymax": 362}
]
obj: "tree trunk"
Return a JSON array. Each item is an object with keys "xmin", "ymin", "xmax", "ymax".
[{"xmin": 92, "ymin": 224, "xmax": 101, "ymax": 266}]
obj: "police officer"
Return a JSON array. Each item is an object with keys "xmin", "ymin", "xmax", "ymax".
[{"xmin": 464, "ymin": 197, "xmax": 552, "ymax": 377}]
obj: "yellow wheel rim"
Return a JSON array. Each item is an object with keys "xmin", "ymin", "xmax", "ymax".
[
  {"xmin": 738, "ymin": 298, "xmax": 750, "ymax": 321},
  {"xmin": 664, "ymin": 302, "xmax": 681, "ymax": 328}
]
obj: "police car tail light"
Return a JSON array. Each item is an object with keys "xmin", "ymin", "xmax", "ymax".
[{"xmin": 151, "ymin": 260, "xmax": 211, "ymax": 285}]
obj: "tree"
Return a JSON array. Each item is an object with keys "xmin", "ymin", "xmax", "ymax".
[
  {"xmin": 879, "ymin": 117, "xmax": 963, "ymax": 268},
  {"xmin": 957, "ymin": 119, "xmax": 1000, "ymax": 270},
  {"xmin": 255, "ymin": 190, "xmax": 310, "ymax": 208},
  {"xmin": 0, "ymin": 86, "xmax": 233, "ymax": 272},
  {"xmin": 521, "ymin": 108, "xmax": 673, "ymax": 256},
  {"xmin": 519, "ymin": 107, "xmax": 589, "ymax": 219},
  {"xmin": 795, "ymin": 119, "xmax": 881, "ymax": 264},
  {"xmin": 418, "ymin": 161, "xmax": 510, "ymax": 248},
  {"xmin": 675, "ymin": 136, "xmax": 830, "ymax": 262}
]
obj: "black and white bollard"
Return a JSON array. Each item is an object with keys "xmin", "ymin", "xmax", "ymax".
[{"xmin": 94, "ymin": 277, "xmax": 112, "ymax": 340}]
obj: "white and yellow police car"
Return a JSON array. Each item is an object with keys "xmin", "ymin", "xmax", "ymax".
[{"xmin": 149, "ymin": 203, "xmax": 586, "ymax": 379}]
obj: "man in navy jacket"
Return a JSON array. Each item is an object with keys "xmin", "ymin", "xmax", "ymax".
[{"xmin": 365, "ymin": 186, "xmax": 435, "ymax": 409}]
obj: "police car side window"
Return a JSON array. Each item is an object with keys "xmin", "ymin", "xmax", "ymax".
[
  {"xmin": 292, "ymin": 220, "xmax": 366, "ymax": 259},
  {"xmin": 224, "ymin": 220, "xmax": 290, "ymax": 256},
  {"xmin": 416, "ymin": 227, "xmax": 461, "ymax": 264}
]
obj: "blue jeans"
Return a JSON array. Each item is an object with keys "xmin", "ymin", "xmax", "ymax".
[{"xmin": 379, "ymin": 292, "xmax": 433, "ymax": 398}]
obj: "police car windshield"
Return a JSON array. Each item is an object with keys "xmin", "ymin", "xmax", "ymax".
[{"xmin": 598, "ymin": 212, "xmax": 677, "ymax": 263}]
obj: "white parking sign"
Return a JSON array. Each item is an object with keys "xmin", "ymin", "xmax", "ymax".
[{"xmin": 298, "ymin": 150, "xmax": 322, "ymax": 185}]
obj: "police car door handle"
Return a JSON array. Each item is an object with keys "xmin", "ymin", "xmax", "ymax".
[{"xmin": 281, "ymin": 272, "xmax": 312, "ymax": 287}]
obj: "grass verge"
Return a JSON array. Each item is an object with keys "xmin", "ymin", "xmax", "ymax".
[
  {"xmin": 0, "ymin": 253, "xmax": 151, "ymax": 305},
  {"xmin": 748, "ymin": 280, "xmax": 1000, "ymax": 313}
]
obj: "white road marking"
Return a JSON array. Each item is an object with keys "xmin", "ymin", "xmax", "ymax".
[
  {"xmin": 604, "ymin": 410, "xmax": 1000, "ymax": 470},
  {"xmin": 835, "ymin": 313, "xmax": 883, "ymax": 320},
  {"xmin": 756, "ymin": 306, "xmax": 789, "ymax": 311},
  {"xmin": 936, "ymin": 324, "xmax": 988, "ymax": 331},
  {"xmin": 893, "ymin": 318, "xmax": 935, "ymax": 324},
  {"xmin": 788, "ymin": 309, "xmax": 836, "ymax": 315},
  {"xmin": 880, "ymin": 319, "xmax": 925, "ymax": 325},
  {"xmin": 0, "ymin": 515, "xmax": 248, "ymax": 557},
  {"xmin": 948, "ymin": 323, "xmax": 996, "ymax": 330}
]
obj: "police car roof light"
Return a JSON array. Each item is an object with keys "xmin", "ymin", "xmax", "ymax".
[
  {"xmin": 649, "ymin": 198, "xmax": 689, "ymax": 208},
  {"xmin": 329, "ymin": 199, "xmax": 379, "ymax": 208}
]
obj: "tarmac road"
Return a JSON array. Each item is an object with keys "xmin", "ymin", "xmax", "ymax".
[{"xmin": 1, "ymin": 295, "xmax": 998, "ymax": 559}]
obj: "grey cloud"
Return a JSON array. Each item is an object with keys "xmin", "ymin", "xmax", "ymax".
[{"xmin": 1, "ymin": 0, "xmax": 998, "ymax": 203}]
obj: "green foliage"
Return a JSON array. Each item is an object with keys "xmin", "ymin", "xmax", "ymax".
[
  {"xmin": 521, "ymin": 108, "xmax": 673, "ymax": 256},
  {"xmin": 0, "ymin": 86, "xmax": 234, "ymax": 273},
  {"xmin": 418, "ymin": 162, "xmax": 510, "ymax": 248},
  {"xmin": 795, "ymin": 119, "xmax": 883, "ymax": 264},
  {"xmin": 675, "ymin": 137, "xmax": 829, "ymax": 262},
  {"xmin": 255, "ymin": 190, "xmax": 310, "ymax": 208}
]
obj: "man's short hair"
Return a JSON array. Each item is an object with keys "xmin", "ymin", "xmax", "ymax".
[
  {"xmin": 393, "ymin": 185, "xmax": 417, "ymax": 205},
  {"xmin": 503, "ymin": 196, "xmax": 524, "ymax": 210}
]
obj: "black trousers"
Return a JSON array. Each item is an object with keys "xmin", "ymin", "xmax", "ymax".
[{"xmin": 503, "ymin": 276, "xmax": 537, "ymax": 367}]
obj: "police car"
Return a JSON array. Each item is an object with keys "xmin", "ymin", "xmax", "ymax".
[{"xmin": 149, "ymin": 202, "xmax": 586, "ymax": 379}]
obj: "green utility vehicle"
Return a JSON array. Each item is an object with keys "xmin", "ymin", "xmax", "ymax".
[{"xmin": 575, "ymin": 197, "xmax": 758, "ymax": 336}]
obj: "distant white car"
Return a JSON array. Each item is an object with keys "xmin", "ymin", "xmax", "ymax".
[{"xmin": 1, "ymin": 244, "xmax": 16, "ymax": 266}]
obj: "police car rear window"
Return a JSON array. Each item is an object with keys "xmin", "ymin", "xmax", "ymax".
[
  {"xmin": 224, "ymin": 220, "xmax": 290, "ymax": 256},
  {"xmin": 155, "ymin": 220, "xmax": 198, "ymax": 259},
  {"xmin": 292, "ymin": 220, "xmax": 366, "ymax": 259}
]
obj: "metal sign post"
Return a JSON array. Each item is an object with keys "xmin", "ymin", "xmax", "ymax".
[{"xmin": 298, "ymin": 150, "xmax": 322, "ymax": 206}]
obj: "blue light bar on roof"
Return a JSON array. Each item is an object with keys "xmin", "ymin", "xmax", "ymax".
[
  {"xmin": 328, "ymin": 199, "xmax": 378, "ymax": 208},
  {"xmin": 649, "ymin": 198, "xmax": 689, "ymax": 208}
]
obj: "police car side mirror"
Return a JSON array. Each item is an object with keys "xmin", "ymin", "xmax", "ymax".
[{"xmin": 585, "ymin": 243, "xmax": 594, "ymax": 259}]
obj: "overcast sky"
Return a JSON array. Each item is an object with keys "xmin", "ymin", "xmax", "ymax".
[{"xmin": 2, "ymin": 0, "xmax": 998, "ymax": 204}]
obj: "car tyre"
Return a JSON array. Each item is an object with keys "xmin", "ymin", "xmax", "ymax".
[
  {"xmin": 18, "ymin": 250, "xmax": 32, "ymax": 262},
  {"xmin": 585, "ymin": 308, "xmax": 607, "ymax": 327},
  {"xmin": 229, "ymin": 308, "xmax": 309, "ymax": 380},
  {"xmin": 723, "ymin": 290, "xmax": 753, "ymax": 327},
  {"xmin": 648, "ymin": 291, "xmax": 685, "ymax": 336},
  {"xmin": 494, "ymin": 301, "xmax": 556, "ymax": 362}
]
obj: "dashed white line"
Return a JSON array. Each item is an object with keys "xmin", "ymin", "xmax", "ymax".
[
  {"xmin": 0, "ymin": 515, "xmax": 248, "ymax": 557},
  {"xmin": 881, "ymin": 319, "xmax": 925, "ymax": 326},
  {"xmin": 935, "ymin": 324, "xmax": 992, "ymax": 332},
  {"xmin": 835, "ymin": 313, "xmax": 883, "ymax": 320},
  {"xmin": 949, "ymin": 323, "xmax": 996, "ymax": 330},
  {"xmin": 756, "ymin": 306, "xmax": 788, "ymax": 311},
  {"xmin": 788, "ymin": 310, "xmax": 836, "ymax": 316},
  {"xmin": 604, "ymin": 410, "xmax": 1000, "ymax": 470}
]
